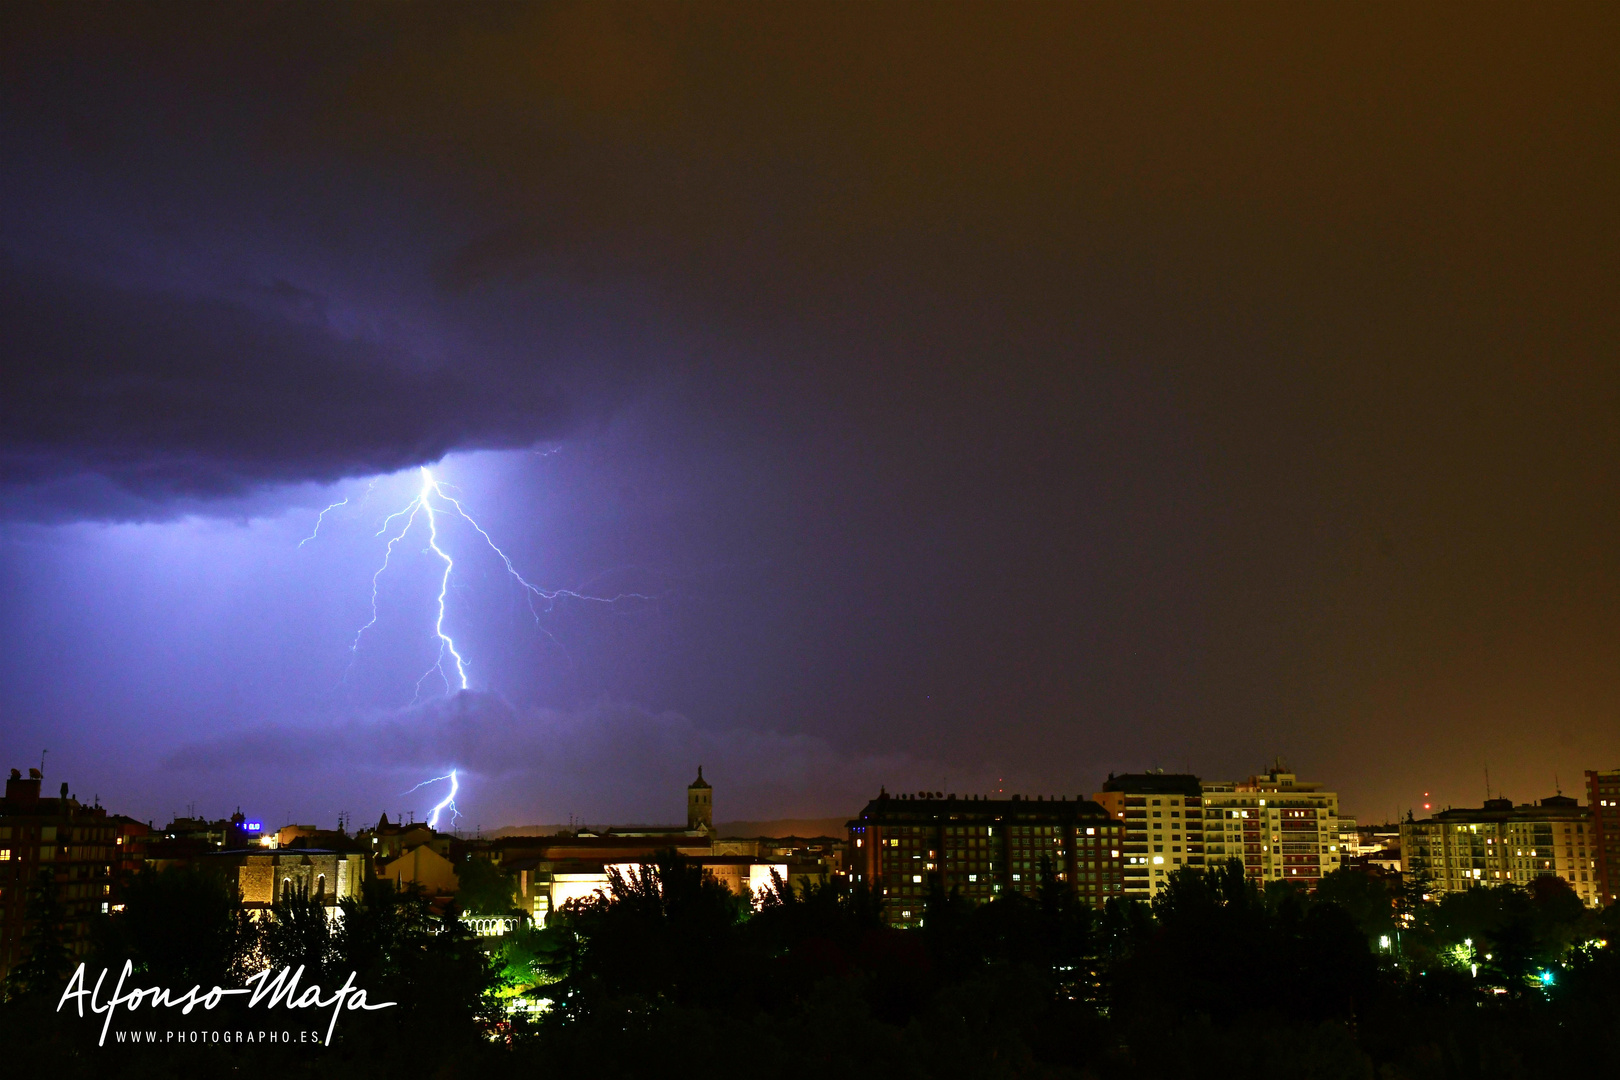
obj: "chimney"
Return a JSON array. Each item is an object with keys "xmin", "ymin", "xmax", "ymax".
[{"xmin": 6, "ymin": 768, "xmax": 41, "ymax": 803}]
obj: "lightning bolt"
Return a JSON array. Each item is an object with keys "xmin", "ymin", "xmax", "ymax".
[
  {"xmin": 342, "ymin": 497, "xmax": 420, "ymax": 685},
  {"xmin": 430, "ymin": 479, "xmax": 656, "ymax": 621},
  {"xmin": 297, "ymin": 497, "xmax": 348, "ymax": 548},
  {"xmin": 415, "ymin": 466, "xmax": 467, "ymax": 700},
  {"xmin": 404, "ymin": 769, "xmax": 460, "ymax": 830},
  {"xmin": 335, "ymin": 463, "xmax": 652, "ymax": 700}
]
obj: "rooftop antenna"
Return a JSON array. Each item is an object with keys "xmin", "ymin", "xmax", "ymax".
[
  {"xmin": 39, "ymin": 749, "xmax": 47, "ymax": 774},
  {"xmin": 1554, "ymin": 773, "xmax": 1561, "ymax": 796},
  {"xmin": 1484, "ymin": 764, "xmax": 1491, "ymax": 802}
]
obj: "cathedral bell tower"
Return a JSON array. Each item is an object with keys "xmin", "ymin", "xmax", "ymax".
[{"xmin": 687, "ymin": 767, "xmax": 713, "ymax": 834}]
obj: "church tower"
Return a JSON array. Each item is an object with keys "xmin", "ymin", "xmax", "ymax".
[{"xmin": 687, "ymin": 766, "xmax": 713, "ymax": 833}]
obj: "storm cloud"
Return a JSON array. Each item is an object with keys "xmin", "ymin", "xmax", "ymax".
[
  {"xmin": 1, "ymin": 258, "xmax": 572, "ymax": 497},
  {"xmin": 2, "ymin": 5, "xmax": 1618, "ymax": 826}
]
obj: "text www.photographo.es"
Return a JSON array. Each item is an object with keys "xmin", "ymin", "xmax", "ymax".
[{"xmin": 57, "ymin": 960, "xmax": 396, "ymax": 1046}]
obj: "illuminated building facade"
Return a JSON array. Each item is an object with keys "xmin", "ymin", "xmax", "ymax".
[
  {"xmin": 506, "ymin": 848, "xmax": 788, "ymax": 921},
  {"xmin": 1401, "ymin": 795, "xmax": 1600, "ymax": 907},
  {"xmin": 1202, "ymin": 769, "xmax": 1342, "ymax": 886},
  {"xmin": 0, "ymin": 768, "xmax": 119, "ymax": 982},
  {"xmin": 1338, "ymin": 820, "xmax": 1401, "ymax": 871},
  {"xmin": 499, "ymin": 770, "xmax": 783, "ymax": 920},
  {"xmin": 712, "ymin": 834, "xmax": 847, "ymax": 894},
  {"xmin": 1092, "ymin": 773, "xmax": 1204, "ymax": 900},
  {"xmin": 1588, "ymin": 769, "xmax": 1620, "ymax": 906},
  {"xmin": 846, "ymin": 791, "xmax": 1124, "ymax": 928},
  {"xmin": 377, "ymin": 843, "xmax": 458, "ymax": 897},
  {"xmin": 203, "ymin": 848, "xmax": 368, "ymax": 916}
]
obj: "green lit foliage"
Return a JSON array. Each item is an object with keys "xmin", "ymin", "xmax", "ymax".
[
  {"xmin": 1411, "ymin": 875, "xmax": 1595, "ymax": 993},
  {"xmin": 492, "ymin": 921, "xmax": 569, "ymax": 1008}
]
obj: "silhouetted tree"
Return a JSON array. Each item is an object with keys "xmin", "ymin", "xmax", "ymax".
[
  {"xmin": 1314, "ymin": 866, "xmax": 1398, "ymax": 947},
  {"xmin": 455, "ymin": 854, "xmax": 517, "ymax": 915},
  {"xmin": 543, "ymin": 850, "xmax": 747, "ymax": 1018},
  {"xmin": 93, "ymin": 865, "xmax": 256, "ymax": 988},
  {"xmin": 260, "ymin": 882, "xmax": 332, "ymax": 982},
  {"xmin": 326, "ymin": 877, "xmax": 498, "ymax": 1061},
  {"xmin": 4, "ymin": 870, "xmax": 74, "ymax": 1001}
]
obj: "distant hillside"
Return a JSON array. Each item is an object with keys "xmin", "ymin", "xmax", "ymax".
[
  {"xmin": 486, "ymin": 824, "xmax": 570, "ymax": 839},
  {"xmin": 717, "ymin": 818, "xmax": 848, "ymax": 838},
  {"xmin": 484, "ymin": 818, "xmax": 849, "ymax": 840}
]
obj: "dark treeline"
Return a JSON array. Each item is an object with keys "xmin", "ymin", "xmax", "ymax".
[{"xmin": 2, "ymin": 855, "xmax": 1617, "ymax": 1078}]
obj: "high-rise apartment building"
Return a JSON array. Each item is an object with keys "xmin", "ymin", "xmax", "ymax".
[
  {"xmin": 0, "ymin": 769, "xmax": 119, "ymax": 983},
  {"xmin": 1401, "ymin": 794, "xmax": 1601, "ymax": 906},
  {"xmin": 847, "ymin": 791, "xmax": 1123, "ymax": 927},
  {"xmin": 1091, "ymin": 773, "xmax": 1204, "ymax": 901},
  {"xmin": 1586, "ymin": 769, "xmax": 1619, "ymax": 907},
  {"xmin": 1201, "ymin": 768, "xmax": 1342, "ymax": 885}
]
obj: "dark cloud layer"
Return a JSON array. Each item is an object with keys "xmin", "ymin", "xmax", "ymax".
[{"xmin": 1, "ymin": 258, "xmax": 570, "ymax": 496}]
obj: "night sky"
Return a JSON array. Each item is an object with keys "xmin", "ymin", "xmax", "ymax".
[{"xmin": 3, "ymin": 5, "xmax": 1617, "ymax": 831}]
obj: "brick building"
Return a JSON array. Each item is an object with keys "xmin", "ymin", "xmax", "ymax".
[
  {"xmin": 106, "ymin": 815, "xmax": 150, "ymax": 912},
  {"xmin": 1202, "ymin": 768, "xmax": 1343, "ymax": 886},
  {"xmin": 0, "ymin": 768, "xmax": 118, "ymax": 983},
  {"xmin": 846, "ymin": 790, "xmax": 1123, "ymax": 928},
  {"xmin": 1582, "ymin": 769, "xmax": 1618, "ymax": 907}
]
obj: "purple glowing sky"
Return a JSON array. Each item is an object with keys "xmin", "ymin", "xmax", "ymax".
[{"xmin": 2, "ymin": 7, "xmax": 1618, "ymax": 831}]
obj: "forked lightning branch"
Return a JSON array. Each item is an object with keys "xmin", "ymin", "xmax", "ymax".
[{"xmin": 300, "ymin": 465, "xmax": 652, "ymax": 702}]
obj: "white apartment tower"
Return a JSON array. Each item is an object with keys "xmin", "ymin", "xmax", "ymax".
[{"xmin": 1201, "ymin": 767, "xmax": 1343, "ymax": 885}]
